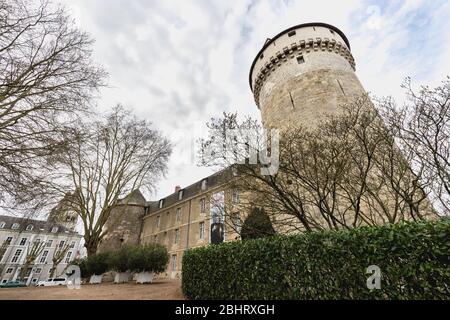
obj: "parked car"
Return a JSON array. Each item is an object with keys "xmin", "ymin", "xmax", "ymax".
[
  {"xmin": 0, "ymin": 280, "xmax": 27, "ymax": 288},
  {"xmin": 36, "ymin": 277, "xmax": 67, "ymax": 287}
]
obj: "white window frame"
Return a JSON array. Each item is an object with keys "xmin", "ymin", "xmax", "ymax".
[
  {"xmin": 64, "ymin": 251, "xmax": 72, "ymax": 263},
  {"xmin": 5, "ymin": 236, "xmax": 13, "ymax": 244},
  {"xmin": 19, "ymin": 238, "xmax": 27, "ymax": 246},
  {"xmin": 11, "ymin": 223, "xmax": 20, "ymax": 230},
  {"xmin": 0, "ymin": 222, "xmax": 5, "ymax": 229},
  {"xmin": 156, "ymin": 215, "xmax": 161, "ymax": 228},
  {"xmin": 175, "ymin": 208, "xmax": 181, "ymax": 222},
  {"xmin": 178, "ymin": 190, "xmax": 183, "ymax": 200},
  {"xmin": 171, "ymin": 254, "xmax": 177, "ymax": 271},
  {"xmin": 201, "ymin": 179, "xmax": 207, "ymax": 191},
  {"xmin": 26, "ymin": 224, "xmax": 34, "ymax": 231},
  {"xmin": 51, "ymin": 227, "xmax": 58, "ymax": 233},
  {"xmin": 11, "ymin": 249, "xmax": 22, "ymax": 263},
  {"xmin": 5, "ymin": 268, "xmax": 13, "ymax": 274},
  {"xmin": 200, "ymin": 198, "xmax": 206, "ymax": 214},
  {"xmin": 39, "ymin": 250, "xmax": 49, "ymax": 264},
  {"xmin": 35, "ymin": 268, "xmax": 42, "ymax": 274},
  {"xmin": 46, "ymin": 240, "xmax": 53, "ymax": 247},
  {"xmin": 174, "ymin": 229, "xmax": 180, "ymax": 244},
  {"xmin": 199, "ymin": 222, "xmax": 205, "ymax": 240},
  {"xmin": 158, "ymin": 199, "xmax": 164, "ymax": 209}
]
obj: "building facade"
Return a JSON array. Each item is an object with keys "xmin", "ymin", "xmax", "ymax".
[{"xmin": 0, "ymin": 215, "xmax": 83, "ymax": 285}]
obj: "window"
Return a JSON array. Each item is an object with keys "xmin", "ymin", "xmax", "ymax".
[
  {"xmin": 232, "ymin": 189, "xmax": 240, "ymax": 204},
  {"xmin": 201, "ymin": 179, "xmax": 207, "ymax": 191},
  {"xmin": 0, "ymin": 222, "xmax": 5, "ymax": 229},
  {"xmin": 171, "ymin": 254, "xmax": 177, "ymax": 271},
  {"xmin": 156, "ymin": 215, "xmax": 161, "ymax": 228},
  {"xmin": 5, "ymin": 237, "xmax": 13, "ymax": 245},
  {"xmin": 65, "ymin": 251, "xmax": 72, "ymax": 263},
  {"xmin": 40, "ymin": 250, "xmax": 49, "ymax": 263},
  {"xmin": 200, "ymin": 198, "xmax": 206, "ymax": 214},
  {"xmin": 51, "ymin": 227, "xmax": 58, "ymax": 233},
  {"xmin": 12, "ymin": 223, "xmax": 20, "ymax": 230},
  {"xmin": 233, "ymin": 212, "xmax": 242, "ymax": 233},
  {"xmin": 26, "ymin": 224, "xmax": 33, "ymax": 231},
  {"xmin": 288, "ymin": 30, "xmax": 296, "ymax": 37},
  {"xmin": 46, "ymin": 240, "xmax": 53, "ymax": 247},
  {"xmin": 70, "ymin": 241, "xmax": 75, "ymax": 249},
  {"xmin": 329, "ymin": 29, "xmax": 335, "ymax": 35},
  {"xmin": 35, "ymin": 268, "xmax": 42, "ymax": 274},
  {"xmin": 6, "ymin": 268, "xmax": 13, "ymax": 274},
  {"xmin": 174, "ymin": 229, "xmax": 180, "ymax": 244},
  {"xmin": 199, "ymin": 222, "xmax": 205, "ymax": 240},
  {"xmin": 58, "ymin": 241, "xmax": 65, "ymax": 248},
  {"xmin": 175, "ymin": 208, "xmax": 182, "ymax": 222},
  {"xmin": 159, "ymin": 199, "xmax": 164, "ymax": 209},
  {"xmin": 35, "ymin": 238, "xmax": 41, "ymax": 244},
  {"xmin": 48, "ymin": 268, "xmax": 54, "ymax": 274},
  {"xmin": 178, "ymin": 190, "xmax": 184, "ymax": 200},
  {"xmin": 32, "ymin": 279, "xmax": 38, "ymax": 283},
  {"xmin": 11, "ymin": 249, "xmax": 22, "ymax": 263},
  {"xmin": 296, "ymin": 55, "xmax": 305, "ymax": 64},
  {"xmin": 259, "ymin": 53, "xmax": 264, "ymax": 60},
  {"xmin": 19, "ymin": 238, "xmax": 27, "ymax": 246}
]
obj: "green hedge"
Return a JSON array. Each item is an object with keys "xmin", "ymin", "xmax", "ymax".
[{"xmin": 182, "ymin": 219, "xmax": 450, "ymax": 299}]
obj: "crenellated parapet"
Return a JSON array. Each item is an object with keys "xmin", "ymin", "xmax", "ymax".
[{"xmin": 252, "ymin": 36, "xmax": 355, "ymax": 108}]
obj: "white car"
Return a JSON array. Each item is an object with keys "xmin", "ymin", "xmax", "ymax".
[{"xmin": 36, "ymin": 277, "xmax": 67, "ymax": 287}]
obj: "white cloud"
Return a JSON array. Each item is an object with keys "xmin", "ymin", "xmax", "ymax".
[{"xmin": 62, "ymin": 0, "xmax": 450, "ymax": 199}]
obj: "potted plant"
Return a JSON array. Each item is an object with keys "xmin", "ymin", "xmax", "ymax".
[
  {"xmin": 109, "ymin": 245, "xmax": 133, "ymax": 283},
  {"xmin": 129, "ymin": 244, "xmax": 169, "ymax": 284},
  {"xmin": 87, "ymin": 252, "xmax": 110, "ymax": 284}
]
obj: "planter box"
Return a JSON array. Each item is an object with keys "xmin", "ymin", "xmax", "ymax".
[
  {"xmin": 136, "ymin": 272, "xmax": 154, "ymax": 284},
  {"xmin": 89, "ymin": 274, "xmax": 103, "ymax": 284},
  {"xmin": 114, "ymin": 272, "xmax": 130, "ymax": 284}
]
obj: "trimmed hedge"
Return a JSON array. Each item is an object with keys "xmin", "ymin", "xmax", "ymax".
[{"xmin": 182, "ymin": 219, "xmax": 450, "ymax": 299}]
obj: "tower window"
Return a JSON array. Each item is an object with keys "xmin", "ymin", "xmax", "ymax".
[
  {"xmin": 259, "ymin": 53, "xmax": 264, "ymax": 60},
  {"xmin": 178, "ymin": 190, "xmax": 183, "ymax": 200},
  {"xmin": 296, "ymin": 55, "xmax": 305, "ymax": 64},
  {"xmin": 159, "ymin": 199, "xmax": 164, "ymax": 208},
  {"xmin": 288, "ymin": 30, "xmax": 296, "ymax": 37},
  {"xmin": 330, "ymin": 29, "xmax": 335, "ymax": 35}
]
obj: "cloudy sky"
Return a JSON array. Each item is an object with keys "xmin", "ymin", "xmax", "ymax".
[{"xmin": 62, "ymin": 0, "xmax": 450, "ymax": 200}]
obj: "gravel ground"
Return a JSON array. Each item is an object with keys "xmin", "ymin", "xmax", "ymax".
[{"xmin": 0, "ymin": 280, "xmax": 184, "ymax": 300}]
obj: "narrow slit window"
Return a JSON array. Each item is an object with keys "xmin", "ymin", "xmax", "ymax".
[
  {"xmin": 288, "ymin": 30, "xmax": 296, "ymax": 37},
  {"xmin": 296, "ymin": 55, "xmax": 305, "ymax": 64}
]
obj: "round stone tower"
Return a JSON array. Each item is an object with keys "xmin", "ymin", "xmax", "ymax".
[{"xmin": 249, "ymin": 22, "xmax": 366, "ymax": 129}]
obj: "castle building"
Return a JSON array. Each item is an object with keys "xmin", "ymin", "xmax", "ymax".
[{"xmin": 100, "ymin": 23, "xmax": 411, "ymax": 277}]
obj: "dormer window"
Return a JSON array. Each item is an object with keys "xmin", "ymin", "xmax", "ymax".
[
  {"xmin": 0, "ymin": 222, "xmax": 5, "ymax": 229},
  {"xmin": 26, "ymin": 224, "xmax": 34, "ymax": 231},
  {"xmin": 201, "ymin": 179, "xmax": 207, "ymax": 191},
  {"xmin": 51, "ymin": 226, "xmax": 58, "ymax": 233},
  {"xmin": 178, "ymin": 190, "xmax": 184, "ymax": 200},
  {"xmin": 11, "ymin": 223, "xmax": 20, "ymax": 230},
  {"xmin": 159, "ymin": 199, "xmax": 164, "ymax": 209}
]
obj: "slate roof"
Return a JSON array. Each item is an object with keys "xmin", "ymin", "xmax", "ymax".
[
  {"xmin": 146, "ymin": 167, "xmax": 234, "ymax": 214},
  {"xmin": 0, "ymin": 215, "xmax": 80, "ymax": 236}
]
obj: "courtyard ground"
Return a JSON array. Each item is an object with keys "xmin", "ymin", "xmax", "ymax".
[{"xmin": 0, "ymin": 280, "xmax": 184, "ymax": 300}]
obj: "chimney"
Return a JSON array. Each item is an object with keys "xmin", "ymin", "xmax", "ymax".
[{"xmin": 175, "ymin": 185, "xmax": 181, "ymax": 193}]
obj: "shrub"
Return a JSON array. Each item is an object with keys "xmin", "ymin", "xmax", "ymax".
[
  {"xmin": 240, "ymin": 207, "xmax": 276, "ymax": 240},
  {"xmin": 71, "ymin": 258, "xmax": 91, "ymax": 278},
  {"xmin": 107, "ymin": 245, "xmax": 134, "ymax": 273},
  {"xmin": 129, "ymin": 243, "xmax": 169, "ymax": 273},
  {"xmin": 182, "ymin": 218, "xmax": 450, "ymax": 299},
  {"xmin": 88, "ymin": 252, "xmax": 111, "ymax": 275}
]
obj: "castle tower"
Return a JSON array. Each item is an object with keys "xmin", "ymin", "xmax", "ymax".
[
  {"xmin": 249, "ymin": 23, "xmax": 366, "ymax": 129},
  {"xmin": 47, "ymin": 191, "xmax": 78, "ymax": 231}
]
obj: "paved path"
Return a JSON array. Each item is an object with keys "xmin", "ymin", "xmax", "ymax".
[{"xmin": 0, "ymin": 280, "xmax": 184, "ymax": 300}]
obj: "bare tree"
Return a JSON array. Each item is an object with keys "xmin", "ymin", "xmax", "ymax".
[
  {"xmin": 379, "ymin": 77, "xmax": 450, "ymax": 213},
  {"xmin": 0, "ymin": 0, "xmax": 107, "ymax": 210},
  {"xmin": 199, "ymin": 94, "xmax": 438, "ymax": 234},
  {"xmin": 18, "ymin": 239, "xmax": 45, "ymax": 280},
  {"xmin": 48, "ymin": 106, "xmax": 171, "ymax": 256},
  {"xmin": 49, "ymin": 241, "xmax": 70, "ymax": 278}
]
